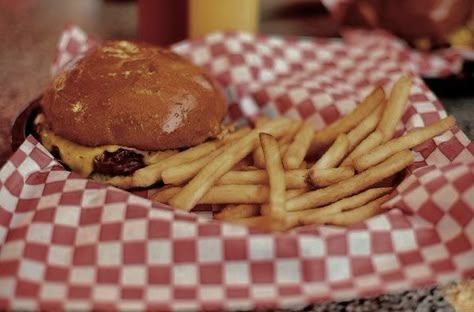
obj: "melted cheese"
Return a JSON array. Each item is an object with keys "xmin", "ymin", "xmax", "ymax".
[
  {"xmin": 39, "ymin": 128, "xmax": 121, "ymax": 177},
  {"xmin": 38, "ymin": 124, "xmax": 177, "ymax": 177}
]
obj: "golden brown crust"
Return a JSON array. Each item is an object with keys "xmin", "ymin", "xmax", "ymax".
[{"xmin": 41, "ymin": 40, "xmax": 227, "ymax": 150}]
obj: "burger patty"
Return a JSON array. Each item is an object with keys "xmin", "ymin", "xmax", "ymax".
[{"xmin": 93, "ymin": 148, "xmax": 145, "ymax": 176}]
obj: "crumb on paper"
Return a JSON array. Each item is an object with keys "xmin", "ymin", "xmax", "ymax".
[{"xmin": 443, "ymin": 279, "xmax": 474, "ymax": 312}]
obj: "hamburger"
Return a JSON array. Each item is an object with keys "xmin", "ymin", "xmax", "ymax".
[{"xmin": 35, "ymin": 40, "xmax": 227, "ymax": 189}]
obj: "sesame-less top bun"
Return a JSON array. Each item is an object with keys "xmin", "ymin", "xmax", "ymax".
[{"xmin": 41, "ymin": 41, "xmax": 227, "ymax": 151}]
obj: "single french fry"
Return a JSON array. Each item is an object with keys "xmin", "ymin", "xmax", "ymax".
[
  {"xmin": 286, "ymin": 188, "xmax": 309, "ymax": 198},
  {"xmin": 347, "ymin": 103, "xmax": 385, "ymax": 152},
  {"xmin": 200, "ymin": 185, "xmax": 269, "ymax": 204},
  {"xmin": 301, "ymin": 194, "xmax": 391, "ymax": 226},
  {"xmin": 149, "ymin": 186, "xmax": 182, "ymax": 204},
  {"xmin": 253, "ymin": 122, "xmax": 301, "ymax": 168},
  {"xmin": 353, "ymin": 116, "xmax": 456, "ymax": 172},
  {"xmin": 216, "ymin": 169, "xmax": 308, "ymax": 189},
  {"xmin": 286, "ymin": 150, "xmax": 414, "ymax": 211},
  {"xmin": 214, "ymin": 204, "xmax": 260, "ymax": 221},
  {"xmin": 152, "ymin": 185, "xmax": 269, "ymax": 204},
  {"xmin": 378, "ymin": 75, "xmax": 412, "ymax": 141},
  {"xmin": 311, "ymin": 133, "xmax": 350, "ymax": 170},
  {"xmin": 295, "ymin": 187, "xmax": 392, "ymax": 224},
  {"xmin": 308, "ymin": 86, "xmax": 385, "ymax": 155},
  {"xmin": 341, "ymin": 130, "xmax": 384, "ymax": 167},
  {"xmin": 234, "ymin": 164, "xmax": 259, "ymax": 171},
  {"xmin": 283, "ymin": 121, "xmax": 315, "ymax": 169},
  {"xmin": 169, "ymin": 118, "xmax": 292, "ymax": 211},
  {"xmin": 260, "ymin": 133, "xmax": 286, "ymax": 219},
  {"xmin": 308, "ymin": 167, "xmax": 355, "ymax": 188}
]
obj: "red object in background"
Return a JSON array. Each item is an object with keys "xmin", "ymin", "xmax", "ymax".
[
  {"xmin": 138, "ymin": 0, "xmax": 188, "ymax": 46},
  {"xmin": 342, "ymin": 0, "xmax": 473, "ymax": 48}
]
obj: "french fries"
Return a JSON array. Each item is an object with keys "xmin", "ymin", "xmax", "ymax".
[
  {"xmin": 150, "ymin": 185, "xmax": 270, "ymax": 205},
  {"xmin": 200, "ymin": 185, "xmax": 270, "ymax": 204},
  {"xmin": 341, "ymin": 130, "xmax": 384, "ymax": 167},
  {"xmin": 149, "ymin": 186, "xmax": 181, "ymax": 203},
  {"xmin": 283, "ymin": 121, "xmax": 314, "ymax": 169},
  {"xmin": 287, "ymin": 150, "xmax": 414, "ymax": 211},
  {"xmin": 146, "ymin": 150, "xmax": 179, "ymax": 165},
  {"xmin": 161, "ymin": 128, "xmax": 251, "ymax": 185},
  {"xmin": 252, "ymin": 120, "xmax": 301, "ymax": 168},
  {"xmin": 308, "ymin": 86, "xmax": 385, "ymax": 155},
  {"xmin": 214, "ymin": 204, "xmax": 260, "ymax": 221},
  {"xmin": 169, "ymin": 118, "xmax": 292, "ymax": 210},
  {"xmin": 347, "ymin": 103, "xmax": 385, "ymax": 152},
  {"xmin": 132, "ymin": 141, "xmax": 221, "ymax": 188},
  {"xmin": 296, "ymin": 187, "xmax": 392, "ymax": 224},
  {"xmin": 253, "ymin": 140, "xmax": 291, "ymax": 169},
  {"xmin": 301, "ymin": 194, "xmax": 391, "ymax": 226},
  {"xmin": 106, "ymin": 140, "xmax": 221, "ymax": 189},
  {"xmin": 161, "ymin": 148, "xmax": 224, "ymax": 185},
  {"xmin": 216, "ymin": 169, "xmax": 308, "ymax": 189},
  {"xmin": 145, "ymin": 76, "xmax": 456, "ymax": 232},
  {"xmin": 260, "ymin": 188, "xmax": 308, "ymax": 216},
  {"xmin": 308, "ymin": 167, "xmax": 355, "ymax": 188},
  {"xmin": 151, "ymin": 185, "xmax": 310, "ymax": 206},
  {"xmin": 260, "ymin": 133, "xmax": 287, "ymax": 220},
  {"xmin": 353, "ymin": 116, "xmax": 456, "ymax": 172},
  {"xmin": 378, "ymin": 75, "xmax": 412, "ymax": 142},
  {"xmin": 311, "ymin": 133, "xmax": 349, "ymax": 170}
]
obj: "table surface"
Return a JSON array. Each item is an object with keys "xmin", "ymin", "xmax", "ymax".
[{"xmin": 0, "ymin": 1, "xmax": 472, "ymax": 310}]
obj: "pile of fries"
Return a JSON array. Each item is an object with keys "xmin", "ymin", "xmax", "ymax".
[{"xmin": 149, "ymin": 75, "xmax": 456, "ymax": 231}]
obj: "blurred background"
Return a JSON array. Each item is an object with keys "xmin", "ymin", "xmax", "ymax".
[{"xmin": 0, "ymin": 0, "xmax": 473, "ymax": 163}]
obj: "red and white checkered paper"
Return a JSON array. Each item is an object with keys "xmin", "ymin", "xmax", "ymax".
[
  {"xmin": 341, "ymin": 28, "xmax": 465, "ymax": 78},
  {"xmin": 1, "ymin": 26, "xmax": 473, "ymax": 311}
]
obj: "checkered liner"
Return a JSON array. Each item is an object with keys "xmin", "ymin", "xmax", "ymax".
[
  {"xmin": 0, "ymin": 26, "xmax": 473, "ymax": 311},
  {"xmin": 341, "ymin": 29, "xmax": 464, "ymax": 78}
]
